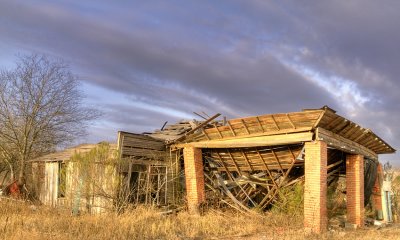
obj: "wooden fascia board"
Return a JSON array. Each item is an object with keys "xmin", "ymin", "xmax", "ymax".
[
  {"xmin": 178, "ymin": 126, "xmax": 312, "ymax": 144},
  {"xmin": 172, "ymin": 131, "xmax": 313, "ymax": 149},
  {"xmin": 316, "ymin": 127, "xmax": 378, "ymax": 160}
]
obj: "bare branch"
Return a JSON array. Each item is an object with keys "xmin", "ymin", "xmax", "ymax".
[{"xmin": 0, "ymin": 53, "xmax": 100, "ymax": 184}]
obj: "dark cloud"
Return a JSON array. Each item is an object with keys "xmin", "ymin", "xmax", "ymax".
[{"xmin": 0, "ymin": 0, "xmax": 398, "ymax": 162}]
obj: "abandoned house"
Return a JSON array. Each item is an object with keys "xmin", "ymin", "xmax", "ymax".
[
  {"xmin": 26, "ymin": 143, "xmax": 119, "ymax": 214},
  {"xmin": 26, "ymin": 106, "xmax": 395, "ymax": 233}
]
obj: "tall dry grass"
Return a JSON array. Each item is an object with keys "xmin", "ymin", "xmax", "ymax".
[{"xmin": 0, "ymin": 199, "xmax": 398, "ymax": 240}]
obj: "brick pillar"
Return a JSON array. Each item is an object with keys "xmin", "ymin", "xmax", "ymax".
[
  {"xmin": 373, "ymin": 163, "xmax": 383, "ymax": 220},
  {"xmin": 346, "ymin": 154, "xmax": 364, "ymax": 227},
  {"xmin": 304, "ymin": 141, "xmax": 328, "ymax": 234},
  {"xmin": 184, "ymin": 147, "xmax": 205, "ymax": 214}
]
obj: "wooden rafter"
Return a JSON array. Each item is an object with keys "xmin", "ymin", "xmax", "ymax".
[
  {"xmin": 343, "ymin": 125, "xmax": 361, "ymax": 139},
  {"xmin": 215, "ymin": 151, "xmax": 234, "ymax": 181},
  {"xmin": 256, "ymin": 116, "xmax": 265, "ymax": 132},
  {"xmin": 331, "ymin": 119, "xmax": 349, "ymax": 133},
  {"xmin": 241, "ymin": 119, "xmax": 251, "ymax": 134},
  {"xmin": 337, "ymin": 122, "xmax": 354, "ymax": 135},
  {"xmin": 352, "ymin": 129, "xmax": 369, "ymax": 143},
  {"xmin": 227, "ymin": 121, "xmax": 237, "ymax": 136},
  {"xmin": 316, "ymin": 127, "xmax": 377, "ymax": 159},
  {"xmin": 202, "ymin": 128, "xmax": 210, "ymax": 140},
  {"xmin": 325, "ymin": 115, "xmax": 344, "ymax": 129},
  {"xmin": 214, "ymin": 123, "xmax": 224, "ymax": 139},
  {"xmin": 286, "ymin": 114, "xmax": 296, "ymax": 129},
  {"xmin": 271, "ymin": 148, "xmax": 284, "ymax": 175},
  {"xmin": 227, "ymin": 149, "xmax": 242, "ymax": 174},
  {"xmin": 271, "ymin": 115, "xmax": 280, "ymax": 130},
  {"xmin": 241, "ymin": 150, "xmax": 254, "ymax": 171},
  {"xmin": 256, "ymin": 149, "xmax": 278, "ymax": 188}
]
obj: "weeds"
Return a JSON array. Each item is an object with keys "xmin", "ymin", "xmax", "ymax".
[{"xmin": 0, "ymin": 198, "xmax": 398, "ymax": 240}]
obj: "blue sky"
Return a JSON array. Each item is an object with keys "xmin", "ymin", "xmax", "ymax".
[{"xmin": 0, "ymin": 1, "xmax": 399, "ymax": 163}]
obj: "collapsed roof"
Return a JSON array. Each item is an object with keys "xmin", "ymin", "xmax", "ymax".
[{"xmin": 169, "ymin": 106, "xmax": 395, "ymax": 160}]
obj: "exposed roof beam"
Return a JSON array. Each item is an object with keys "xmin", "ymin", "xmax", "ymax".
[
  {"xmin": 172, "ymin": 131, "xmax": 313, "ymax": 149},
  {"xmin": 316, "ymin": 127, "xmax": 378, "ymax": 160}
]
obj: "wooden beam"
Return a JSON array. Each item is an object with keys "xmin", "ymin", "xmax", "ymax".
[
  {"xmin": 256, "ymin": 116, "xmax": 265, "ymax": 132},
  {"xmin": 271, "ymin": 149, "xmax": 284, "ymax": 174},
  {"xmin": 215, "ymin": 164, "xmax": 303, "ymax": 172},
  {"xmin": 312, "ymin": 110, "xmax": 326, "ymax": 128},
  {"xmin": 173, "ymin": 131, "xmax": 313, "ymax": 149},
  {"xmin": 227, "ymin": 149, "xmax": 242, "ymax": 174},
  {"xmin": 168, "ymin": 113, "xmax": 221, "ymax": 144},
  {"xmin": 201, "ymin": 128, "xmax": 210, "ymax": 140},
  {"xmin": 271, "ymin": 115, "xmax": 280, "ymax": 130},
  {"xmin": 214, "ymin": 123, "xmax": 224, "ymax": 139},
  {"xmin": 337, "ymin": 122, "xmax": 354, "ymax": 136},
  {"xmin": 325, "ymin": 116, "xmax": 344, "ymax": 129},
  {"xmin": 256, "ymin": 149, "xmax": 278, "ymax": 187},
  {"xmin": 343, "ymin": 125, "xmax": 361, "ymax": 139},
  {"xmin": 227, "ymin": 121, "xmax": 237, "ymax": 136},
  {"xmin": 352, "ymin": 129, "xmax": 370, "ymax": 143},
  {"xmin": 316, "ymin": 127, "xmax": 377, "ymax": 160},
  {"xmin": 241, "ymin": 150, "xmax": 254, "ymax": 171},
  {"xmin": 286, "ymin": 114, "xmax": 296, "ymax": 129},
  {"xmin": 241, "ymin": 119, "xmax": 251, "ymax": 134}
]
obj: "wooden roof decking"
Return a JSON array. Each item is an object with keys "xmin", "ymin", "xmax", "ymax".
[
  {"xmin": 315, "ymin": 107, "xmax": 395, "ymax": 154},
  {"xmin": 190, "ymin": 110, "xmax": 322, "ymax": 141},
  {"xmin": 207, "ymin": 144, "xmax": 304, "ymax": 173},
  {"xmin": 176, "ymin": 106, "xmax": 395, "ymax": 156}
]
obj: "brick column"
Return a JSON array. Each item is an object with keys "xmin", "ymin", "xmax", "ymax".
[
  {"xmin": 184, "ymin": 147, "xmax": 205, "ymax": 214},
  {"xmin": 304, "ymin": 141, "xmax": 328, "ymax": 234},
  {"xmin": 346, "ymin": 154, "xmax": 364, "ymax": 227},
  {"xmin": 373, "ymin": 163, "xmax": 383, "ymax": 220}
]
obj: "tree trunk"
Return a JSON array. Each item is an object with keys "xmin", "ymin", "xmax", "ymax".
[{"xmin": 17, "ymin": 157, "xmax": 25, "ymax": 185}]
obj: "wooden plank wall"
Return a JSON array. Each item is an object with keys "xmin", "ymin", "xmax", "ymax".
[
  {"xmin": 64, "ymin": 161, "xmax": 119, "ymax": 214},
  {"xmin": 26, "ymin": 162, "xmax": 46, "ymax": 202},
  {"xmin": 39, "ymin": 162, "xmax": 59, "ymax": 207},
  {"xmin": 118, "ymin": 132, "xmax": 166, "ymax": 160},
  {"xmin": 118, "ymin": 131, "xmax": 183, "ymax": 206}
]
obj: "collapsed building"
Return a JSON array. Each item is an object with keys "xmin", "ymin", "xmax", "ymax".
[{"xmin": 26, "ymin": 106, "xmax": 395, "ymax": 233}]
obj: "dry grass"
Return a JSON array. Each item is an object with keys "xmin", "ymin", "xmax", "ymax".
[{"xmin": 0, "ymin": 199, "xmax": 399, "ymax": 240}]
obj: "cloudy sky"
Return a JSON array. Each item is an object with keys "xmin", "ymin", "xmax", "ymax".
[{"xmin": 0, "ymin": 1, "xmax": 399, "ymax": 163}]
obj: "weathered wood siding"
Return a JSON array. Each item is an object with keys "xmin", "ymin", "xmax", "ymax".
[
  {"xmin": 118, "ymin": 131, "xmax": 182, "ymax": 205},
  {"xmin": 71, "ymin": 161, "xmax": 118, "ymax": 214},
  {"xmin": 42, "ymin": 162, "xmax": 59, "ymax": 206},
  {"xmin": 28, "ymin": 143, "xmax": 119, "ymax": 214},
  {"xmin": 26, "ymin": 161, "xmax": 60, "ymax": 207},
  {"xmin": 62, "ymin": 159, "xmax": 119, "ymax": 214}
]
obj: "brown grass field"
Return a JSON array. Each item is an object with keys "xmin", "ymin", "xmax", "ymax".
[{"xmin": 0, "ymin": 199, "xmax": 399, "ymax": 240}]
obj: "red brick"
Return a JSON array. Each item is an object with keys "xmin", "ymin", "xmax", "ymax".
[
  {"xmin": 346, "ymin": 154, "xmax": 364, "ymax": 227},
  {"xmin": 372, "ymin": 163, "xmax": 383, "ymax": 219},
  {"xmin": 184, "ymin": 147, "xmax": 205, "ymax": 214},
  {"xmin": 304, "ymin": 141, "xmax": 328, "ymax": 234}
]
